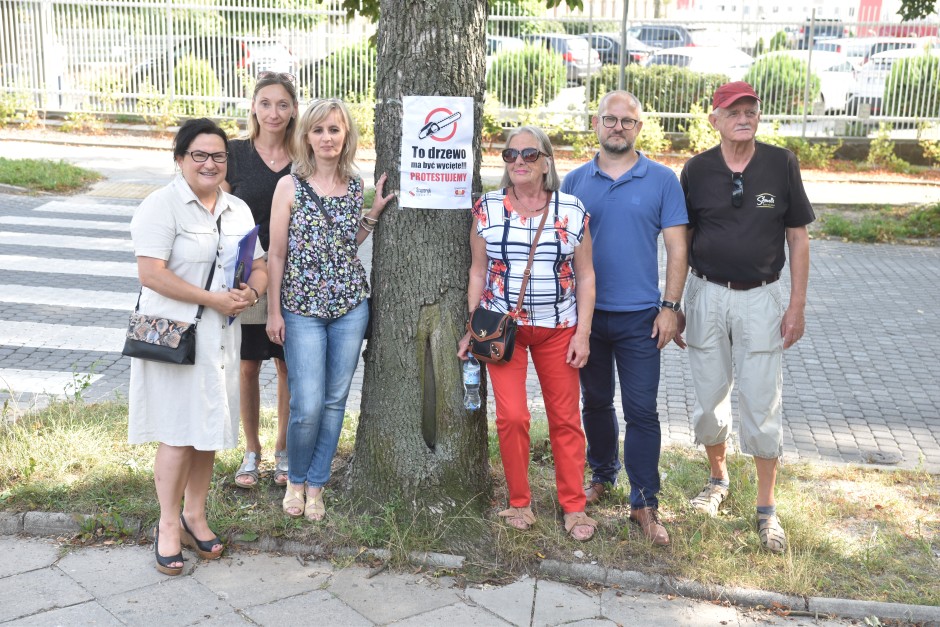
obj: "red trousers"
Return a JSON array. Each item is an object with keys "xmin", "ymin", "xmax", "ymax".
[{"xmin": 488, "ymin": 325, "xmax": 587, "ymax": 514}]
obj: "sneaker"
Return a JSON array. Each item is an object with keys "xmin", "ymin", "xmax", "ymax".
[
  {"xmin": 757, "ymin": 513, "xmax": 787, "ymax": 553},
  {"xmin": 629, "ymin": 506, "xmax": 669, "ymax": 546},
  {"xmin": 690, "ymin": 482, "xmax": 728, "ymax": 517}
]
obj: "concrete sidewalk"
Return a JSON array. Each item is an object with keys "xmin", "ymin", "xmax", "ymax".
[{"xmin": 3, "ymin": 527, "xmax": 937, "ymax": 626}]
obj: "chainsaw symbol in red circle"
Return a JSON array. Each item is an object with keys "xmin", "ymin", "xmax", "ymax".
[{"xmin": 418, "ymin": 108, "xmax": 461, "ymax": 142}]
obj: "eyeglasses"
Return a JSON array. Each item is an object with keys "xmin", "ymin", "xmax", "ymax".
[
  {"xmin": 257, "ymin": 71, "xmax": 295, "ymax": 83},
  {"xmin": 600, "ymin": 115, "xmax": 639, "ymax": 130},
  {"xmin": 501, "ymin": 147, "xmax": 548, "ymax": 163},
  {"xmin": 731, "ymin": 172, "xmax": 744, "ymax": 208},
  {"xmin": 186, "ymin": 150, "xmax": 229, "ymax": 163}
]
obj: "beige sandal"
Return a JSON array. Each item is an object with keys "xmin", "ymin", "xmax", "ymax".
[
  {"xmin": 690, "ymin": 482, "xmax": 728, "ymax": 517},
  {"xmin": 282, "ymin": 484, "xmax": 304, "ymax": 518},
  {"xmin": 305, "ymin": 491, "xmax": 326, "ymax": 522},
  {"xmin": 757, "ymin": 513, "xmax": 788, "ymax": 553},
  {"xmin": 497, "ymin": 506, "xmax": 536, "ymax": 530},
  {"xmin": 563, "ymin": 511, "xmax": 598, "ymax": 541}
]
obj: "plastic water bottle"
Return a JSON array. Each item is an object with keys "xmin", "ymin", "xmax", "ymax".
[{"xmin": 463, "ymin": 356, "xmax": 481, "ymax": 410}]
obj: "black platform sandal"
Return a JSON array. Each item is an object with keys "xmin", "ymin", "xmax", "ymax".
[
  {"xmin": 153, "ymin": 526, "xmax": 183, "ymax": 576},
  {"xmin": 179, "ymin": 515, "xmax": 224, "ymax": 560}
]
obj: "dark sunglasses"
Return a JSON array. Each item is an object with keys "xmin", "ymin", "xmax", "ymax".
[
  {"xmin": 731, "ymin": 172, "xmax": 744, "ymax": 208},
  {"xmin": 501, "ymin": 147, "xmax": 548, "ymax": 163},
  {"xmin": 257, "ymin": 71, "xmax": 295, "ymax": 83}
]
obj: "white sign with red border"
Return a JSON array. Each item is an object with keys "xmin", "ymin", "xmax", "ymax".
[{"xmin": 399, "ymin": 95, "xmax": 473, "ymax": 209}]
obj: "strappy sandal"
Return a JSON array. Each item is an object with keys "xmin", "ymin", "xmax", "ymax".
[
  {"xmin": 304, "ymin": 491, "xmax": 326, "ymax": 522},
  {"xmin": 273, "ymin": 450, "xmax": 289, "ymax": 487},
  {"xmin": 282, "ymin": 484, "xmax": 305, "ymax": 518},
  {"xmin": 179, "ymin": 515, "xmax": 223, "ymax": 560},
  {"xmin": 563, "ymin": 511, "xmax": 598, "ymax": 541},
  {"xmin": 690, "ymin": 482, "xmax": 728, "ymax": 517},
  {"xmin": 153, "ymin": 526, "xmax": 183, "ymax": 576},
  {"xmin": 497, "ymin": 506, "xmax": 536, "ymax": 531},
  {"xmin": 757, "ymin": 513, "xmax": 788, "ymax": 554},
  {"xmin": 234, "ymin": 451, "xmax": 260, "ymax": 489}
]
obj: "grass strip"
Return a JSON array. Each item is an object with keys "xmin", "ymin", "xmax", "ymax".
[
  {"xmin": 1, "ymin": 399, "xmax": 937, "ymax": 605},
  {"xmin": 819, "ymin": 204, "xmax": 940, "ymax": 243},
  {"xmin": 0, "ymin": 157, "xmax": 102, "ymax": 193}
]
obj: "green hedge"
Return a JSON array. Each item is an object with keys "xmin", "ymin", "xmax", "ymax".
[
  {"xmin": 743, "ymin": 55, "xmax": 820, "ymax": 115},
  {"xmin": 487, "ymin": 45, "xmax": 566, "ymax": 109},
  {"xmin": 173, "ymin": 56, "xmax": 222, "ymax": 117},
  {"xmin": 308, "ymin": 41, "xmax": 376, "ymax": 103},
  {"xmin": 883, "ymin": 52, "xmax": 940, "ymax": 118},
  {"xmin": 587, "ymin": 65, "xmax": 728, "ymax": 131}
]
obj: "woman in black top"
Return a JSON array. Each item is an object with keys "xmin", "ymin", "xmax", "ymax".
[{"xmin": 222, "ymin": 71, "xmax": 298, "ymax": 489}]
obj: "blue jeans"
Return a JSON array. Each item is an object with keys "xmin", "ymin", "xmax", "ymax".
[
  {"xmin": 283, "ymin": 301, "xmax": 369, "ymax": 487},
  {"xmin": 580, "ymin": 308, "xmax": 662, "ymax": 510}
]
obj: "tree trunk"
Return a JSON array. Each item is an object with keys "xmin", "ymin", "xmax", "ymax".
[{"xmin": 348, "ymin": 0, "xmax": 490, "ymax": 513}]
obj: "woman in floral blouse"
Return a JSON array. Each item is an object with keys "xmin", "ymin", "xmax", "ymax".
[{"xmin": 266, "ymin": 99, "xmax": 394, "ymax": 520}]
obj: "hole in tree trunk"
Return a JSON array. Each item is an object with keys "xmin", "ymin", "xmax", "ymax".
[{"xmin": 421, "ymin": 333, "xmax": 437, "ymax": 451}]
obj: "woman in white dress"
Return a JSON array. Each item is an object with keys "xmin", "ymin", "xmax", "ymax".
[{"xmin": 129, "ymin": 118, "xmax": 267, "ymax": 575}]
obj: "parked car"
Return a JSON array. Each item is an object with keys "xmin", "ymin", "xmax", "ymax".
[
  {"xmin": 627, "ymin": 23, "xmax": 718, "ymax": 50},
  {"xmin": 128, "ymin": 36, "xmax": 297, "ymax": 99},
  {"xmin": 582, "ymin": 32, "xmax": 654, "ymax": 65},
  {"xmin": 644, "ymin": 46, "xmax": 754, "ymax": 81},
  {"xmin": 797, "ymin": 18, "xmax": 849, "ymax": 50},
  {"xmin": 486, "ymin": 34, "xmax": 525, "ymax": 73},
  {"xmin": 756, "ymin": 50, "xmax": 855, "ymax": 113},
  {"xmin": 522, "ymin": 33, "xmax": 601, "ymax": 84},
  {"xmin": 818, "ymin": 36, "xmax": 935, "ymax": 69},
  {"xmin": 845, "ymin": 46, "xmax": 940, "ymax": 115}
]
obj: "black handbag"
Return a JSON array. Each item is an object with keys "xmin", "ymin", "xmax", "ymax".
[
  {"xmin": 122, "ymin": 216, "xmax": 221, "ymax": 365},
  {"xmin": 467, "ymin": 205, "xmax": 548, "ymax": 364}
]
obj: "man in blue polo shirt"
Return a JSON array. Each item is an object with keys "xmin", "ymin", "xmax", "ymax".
[{"xmin": 560, "ymin": 90, "xmax": 688, "ymax": 546}]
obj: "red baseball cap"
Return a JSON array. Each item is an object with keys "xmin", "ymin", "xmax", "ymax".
[{"xmin": 712, "ymin": 81, "xmax": 761, "ymax": 109}]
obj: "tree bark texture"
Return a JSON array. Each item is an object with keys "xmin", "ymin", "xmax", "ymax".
[{"xmin": 349, "ymin": 0, "xmax": 491, "ymax": 512}]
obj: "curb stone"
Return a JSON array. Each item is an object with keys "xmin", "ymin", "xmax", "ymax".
[
  {"xmin": 3, "ymin": 513, "xmax": 937, "ymax": 624},
  {"xmin": 539, "ymin": 559, "xmax": 940, "ymax": 625}
]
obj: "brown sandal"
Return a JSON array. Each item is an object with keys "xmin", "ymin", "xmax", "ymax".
[
  {"xmin": 282, "ymin": 484, "xmax": 304, "ymax": 518},
  {"xmin": 757, "ymin": 513, "xmax": 787, "ymax": 553},
  {"xmin": 563, "ymin": 511, "xmax": 597, "ymax": 541},
  {"xmin": 690, "ymin": 482, "xmax": 728, "ymax": 516},
  {"xmin": 497, "ymin": 506, "xmax": 536, "ymax": 530}
]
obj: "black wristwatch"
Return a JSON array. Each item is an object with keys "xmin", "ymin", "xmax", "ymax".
[{"xmin": 661, "ymin": 300, "xmax": 681, "ymax": 312}]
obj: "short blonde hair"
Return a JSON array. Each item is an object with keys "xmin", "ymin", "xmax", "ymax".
[
  {"xmin": 292, "ymin": 99, "xmax": 359, "ymax": 181},
  {"xmin": 499, "ymin": 125, "xmax": 559, "ymax": 192}
]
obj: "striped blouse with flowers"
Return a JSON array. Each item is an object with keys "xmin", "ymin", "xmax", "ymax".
[{"xmin": 473, "ymin": 188, "xmax": 589, "ymax": 329}]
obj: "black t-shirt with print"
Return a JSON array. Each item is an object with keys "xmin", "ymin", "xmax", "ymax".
[{"xmin": 680, "ymin": 142, "xmax": 815, "ymax": 282}]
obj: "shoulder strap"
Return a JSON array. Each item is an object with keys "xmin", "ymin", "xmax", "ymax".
[
  {"xmin": 296, "ymin": 176, "xmax": 332, "ymax": 225},
  {"xmin": 512, "ymin": 201, "xmax": 550, "ymax": 314}
]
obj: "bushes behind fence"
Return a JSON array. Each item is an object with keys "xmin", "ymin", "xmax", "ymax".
[
  {"xmin": 304, "ymin": 41, "xmax": 377, "ymax": 103},
  {"xmin": 883, "ymin": 52, "xmax": 940, "ymax": 119},
  {"xmin": 587, "ymin": 65, "xmax": 728, "ymax": 132},
  {"xmin": 487, "ymin": 45, "xmax": 566, "ymax": 109},
  {"xmin": 173, "ymin": 56, "xmax": 223, "ymax": 117},
  {"xmin": 744, "ymin": 55, "xmax": 820, "ymax": 116}
]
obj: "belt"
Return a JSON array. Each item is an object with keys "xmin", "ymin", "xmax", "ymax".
[{"xmin": 691, "ymin": 268, "xmax": 780, "ymax": 291}]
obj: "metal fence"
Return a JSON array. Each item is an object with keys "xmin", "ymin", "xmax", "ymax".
[{"xmin": 2, "ymin": 0, "xmax": 940, "ymax": 138}]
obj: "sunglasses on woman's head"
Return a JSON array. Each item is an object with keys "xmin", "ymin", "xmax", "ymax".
[{"xmin": 501, "ymin": 147, "xmax": 548, "ymax": 163}]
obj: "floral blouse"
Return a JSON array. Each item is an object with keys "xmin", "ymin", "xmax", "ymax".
[{"xmin": 281, "ymin": 174, "xmax": 368, "ymax": 319}]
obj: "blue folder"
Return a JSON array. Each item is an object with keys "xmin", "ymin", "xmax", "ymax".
[{"xmin": 229, "ymin": 225, "xmax": 260, "ymax": 324}]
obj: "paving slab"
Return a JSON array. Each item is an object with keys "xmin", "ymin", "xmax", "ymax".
[
  {"xmin": 601, "ymin": 588, "xmax": 739, "ymax": 624},
  {"xmin": 56, "ymin": 542, "xmax": 174, "ymax": 598},
  {"xmin": 8, "ymin": 600, "xmax": 123, "ymax": 626},
  {"xmin": 387, "ymin": 600, "xmax": 514, "ymax": 626},
  {"xmin": 0, "ymin": 535, "xmax": 59, "ymax": 578},
  {"xmin": 193, "ymin": 551, "xmax": 333, "ymax": 609},
  {"xmin": 532, "ymin": 579, "xmax": 601, "ymax": 625},
  {"xmin": 465, "ymin": 577, "xmax": 537, "ymax": 626},
  {"xmin": 326, "ymin": 564, "xmax": 462, "ymax": 624},
  {"xmin": 97, "ymin": 575, "xmax": 233, "ymax": 624},
  {"xmin": 241, "ymin": 589, "xmax": 372, "ymax": 626},
  {"xmin": 0, "ymin": 567, "xmax": 93, "ymax": 623}
]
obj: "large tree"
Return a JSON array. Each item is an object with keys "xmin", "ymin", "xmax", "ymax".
[{"xmin": 347, "ymin": 0, "xmax": 491, "ymax": 513}]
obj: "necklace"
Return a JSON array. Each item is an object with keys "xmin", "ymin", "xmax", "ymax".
[
  {"xmin": 310, "ymin": 175, "xmax": 339, "ymax": 198},
  {"xmin": 511, "ymin": 187, "xmax": 548, "ymax": 215},
  {"xmin": 256, "ymin": 145, "xmax": 283, "ymax": 166}
]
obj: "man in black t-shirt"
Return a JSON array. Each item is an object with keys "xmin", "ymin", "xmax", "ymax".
[{"xmin": 678, "ymin": 81, "xmax": 814, "ymax": 554}]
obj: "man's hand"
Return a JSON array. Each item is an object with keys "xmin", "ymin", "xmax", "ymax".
[
  {"xmin": 673, "ymin": 310, "xmax": 687, "ymax": 349},
  {"xmin": 566, "ymin": 331, "xmax": 590, "ymax": 368},
  {"xmin": 781, "ymin": 304, "xmax": 805, "ymax": 349},
  {"xmin": 651, "ymin": 309, "xmax": 677, "ymax": 350}
]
